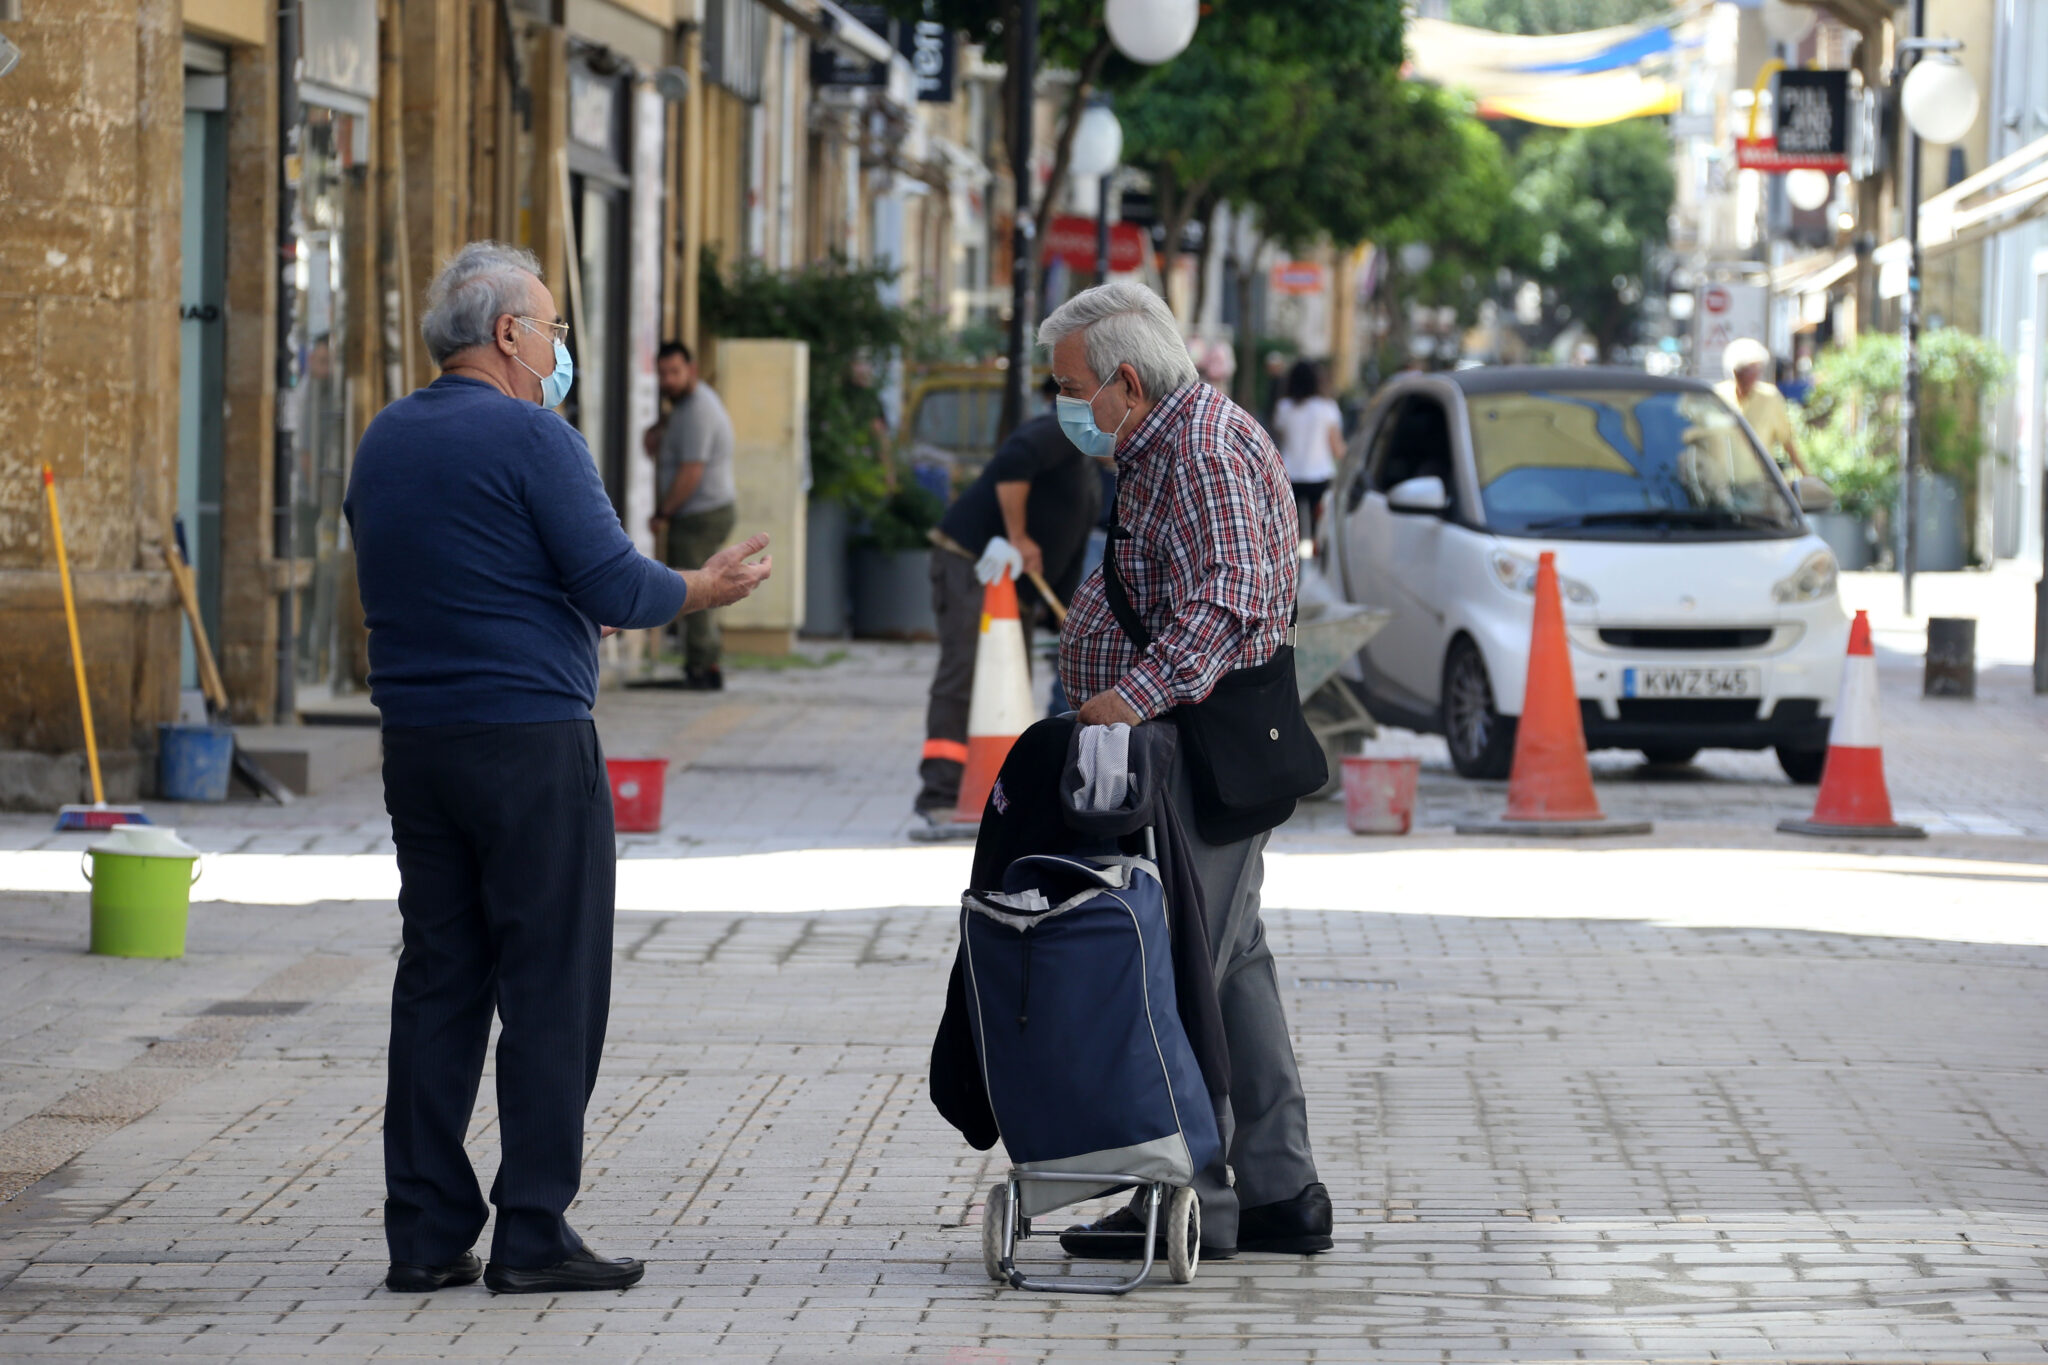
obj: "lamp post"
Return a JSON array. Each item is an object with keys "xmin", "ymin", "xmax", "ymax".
[
  {"xmin": 1068, "ymin": 99, "xmax": 1122, "ymax": 282},
  {"xmin": 1893, "ymin": 3, "xmax": 1978, "ymax": 617},
  {"xmin": 999, "ymin": 0, "xmax": 1040, "ymax": 443}
]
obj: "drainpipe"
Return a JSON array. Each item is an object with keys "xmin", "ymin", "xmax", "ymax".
[{"xmin": 274, "ymin": 0, "xmax": 300, "ymax": 720}]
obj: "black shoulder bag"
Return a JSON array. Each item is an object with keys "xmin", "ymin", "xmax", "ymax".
[{"xmin": 1100, "ymin": 518, "xmax": 1326, "ymax": 844}]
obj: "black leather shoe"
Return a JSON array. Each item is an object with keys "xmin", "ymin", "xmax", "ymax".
[
  {"xmin": 1057, "ymin": 1204, "xmax": 1237, "ymax": 1261},
  {"xmin": 1238, "ymin": 1182, "xmax": 1334, "ymax": 1253},
  {"xmin": 484, "ymin": 1244, "xmax": 646, "ymax": 1294},
  {"xmin": 385, "ymin": 1250, "xmax": 482, "ymax": 1292}
]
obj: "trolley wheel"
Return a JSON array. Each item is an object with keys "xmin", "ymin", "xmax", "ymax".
[
  {"xmin": 1166, "ymin": 1185, "xmax": 1200, "ymax": 1284},
  {"xmin": 981, "ymin": 1181, "xmax": 1011, "ymax": 1282}
]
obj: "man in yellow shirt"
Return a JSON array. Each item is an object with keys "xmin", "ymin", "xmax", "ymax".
[{"xmin": 1715, "ymin": 337, "xmax": 1809, "ymax": 476}]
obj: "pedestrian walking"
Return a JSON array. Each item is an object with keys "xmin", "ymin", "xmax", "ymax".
[
  {"xmin": 1036, "ymin": 281, "xmax": 1333, "ymax": 1259},
  {"xmin": 1716, "ymin": 337, "xmax": 1810, "ymax": 476},
  {"xmin": 345, "ymin": 242, "xmax": 770, "ymax": 1295},
  {"xmin": 914, "ymin": 375, "xmax": 1101, "ymax": 825},
  {"xmin": 1271, "ymin": 358, "xmax": 1343, "ymax": 539},
  {"xmin": 646, "ymin": 340, "xmax": 740, "ymax": 690}
]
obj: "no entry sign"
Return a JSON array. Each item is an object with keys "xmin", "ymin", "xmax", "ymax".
[{"xmin": 1041, "ymin": 216, "xmax": 1146, "ymax": 273}]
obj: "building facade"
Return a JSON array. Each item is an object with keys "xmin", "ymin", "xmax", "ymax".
[{"xmin": 0, "ymin": 0, "xmax": 991, "ymax": 804}]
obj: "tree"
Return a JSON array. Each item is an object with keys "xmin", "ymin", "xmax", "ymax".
[
  {"xmin": 1117, "ymin": 0, "xmax": 1405, "ymax": 311},
  {"xmin": 1509, "ymin": 118, "xmax": 1673, "ymax": 360}
]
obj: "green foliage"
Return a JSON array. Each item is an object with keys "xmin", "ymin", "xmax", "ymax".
[
  {"xmin": 1795, "ymin": 328, "xmax": 2013, "ymax": 518},
  {"xmin": 698, "ymin": 249, "xmax": 905, "ymax": 510},
  {"xmin": 1447, "ymin": 0, "xmax": 1677, "ymax": 35},
  {"xmin": 852, "ymin": 481, "xmax": 947, "ymax": 552},
  {"xmin": 1117, "ymin": 0, "xmax": 1406, "ymax": 260},
  {"xmin": 1509, "ymin": 119, "xmax": 1674, "ymax": 356}
]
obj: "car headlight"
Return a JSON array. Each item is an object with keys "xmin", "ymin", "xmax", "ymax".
[
  {"xmin": 1489, "ymin": 549, "xmax": 1598, "ymax": 605},
  {"xmin": 1772, "ymin": 549, "xmax": 1838, "ymax": 604}
]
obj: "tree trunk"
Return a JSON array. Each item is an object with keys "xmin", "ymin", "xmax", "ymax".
[
  {"xmin": 1189, "ymin": 190, "xmax": 1220, "ymax": 326},
  {"xmin": 1033, "ymin": 36, "xmax": 1114, "ymax": 305},
  {"xmin": 1154, "ymin": 174, "xmax": 1213, "ymax": 320},
  {"xmin": 1232, "ymin": 226, "xmax": 1266, "ymax": 411}
]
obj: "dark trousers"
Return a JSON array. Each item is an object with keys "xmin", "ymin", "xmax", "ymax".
[
  {"xmin": 663, "ymin": 503, "xmax": 738, "ymax": 671},
  {"xmin": 917, "ymin": 551, "xmax": 1033, "ymax": 812},
  {"xmin": 380, "ymin": 719, "xmax": 616, "ymax": 1269}
]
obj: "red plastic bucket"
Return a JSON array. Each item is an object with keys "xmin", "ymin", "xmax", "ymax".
[
  {"xmin": 1342, "ymin": 755, "xmax": 1420, "ymax": 835},
  {"xmin": 605, "ymin": 757, "xmax": 669, "ymax": 832}
]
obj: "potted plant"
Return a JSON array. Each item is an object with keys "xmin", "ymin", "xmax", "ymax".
[
  {"xmin": 1793, "ymin": 329, "xmax": 2009, "ymax": 570},
  {"xmin": 849, "ymin": 483, "xmax": 945, "ymax": 640}
]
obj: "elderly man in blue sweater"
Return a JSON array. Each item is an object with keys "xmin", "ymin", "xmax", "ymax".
[{"xmin": 345, "ymin": 242, "xmax": 770, "ymax": 1297}]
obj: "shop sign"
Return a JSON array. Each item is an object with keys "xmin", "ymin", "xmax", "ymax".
[
  {"xmin": 1736, "ymin": 70, "xmax": 1850, "ymax": 174},
  {"xmin": 301, "ymin": 0, "xmax": 378, "ymax": 103},
  {"xmin": 1041, "ymin": 216, "xmax": 1146, "ymax": 273},
  {"xmin": 897, "ymin": 18, "xmax": 954, "ymax": 102},
  {"xmin": 811, "ymin": 4, "xmax": 892, "ymax": 87},
  {"xmin": 1270, "ymin": 261, "xmax": 1326, "ymax": 295}
]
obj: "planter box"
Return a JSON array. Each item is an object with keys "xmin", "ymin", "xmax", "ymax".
[
  {"xmin": 851, "ymin": 547, "xmax": 937, "ymax": 640},
  {"xmin": 1808, "ymin": 510, "xmax": 1875, "ymax": 571},
  {"xmin": 802, "ymin": 497, "xmax": 851, "ymax": 637},
  {"xmin": 1901, "ymin": 471, "xmax": 1967, "ymax": 573}
]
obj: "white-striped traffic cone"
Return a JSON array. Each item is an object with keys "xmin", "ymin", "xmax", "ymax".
[
  {"xmin": 952, "ymin": 569, "xmax": 1037, "ymax": 825},
  {"xmin": 1778, "ymin": 609, "xmax": 1925, "ymax": 839}
]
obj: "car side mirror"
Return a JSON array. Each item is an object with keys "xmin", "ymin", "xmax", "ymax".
[
  {"xmin": 1794, "ymin": 477, "xmax": 1835, "ymax": 513},
  {"xmin": 1387, "ymin": 475, "xmax": 1450, "ymax": 514}
]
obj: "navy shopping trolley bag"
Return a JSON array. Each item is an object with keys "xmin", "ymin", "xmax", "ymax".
[{"xmin": 961, "ymin": 851, "xmax": 1220, "ymax": 1220}]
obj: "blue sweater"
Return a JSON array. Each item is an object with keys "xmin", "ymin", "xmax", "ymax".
[{"xmin": 344, "ymin": 375, "xmax": 689, "ymax": 728}]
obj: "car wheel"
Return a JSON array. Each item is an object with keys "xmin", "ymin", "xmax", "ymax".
[
  {"xmin": 1442, "ymin": 639, "xmax": 1516, "ymax": 780},
  {"xmin": 1775, "ymin": 743, "xmax": 1827, "ymax": 785},
  {"xmin": 1639, "ymin": 747, "xmax": 1700, "ymax": 767}
]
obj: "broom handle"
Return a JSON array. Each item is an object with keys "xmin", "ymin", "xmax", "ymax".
[
  {"xmin": 1027, "ymin": 570, "xmax": 1067, "ymax": 624},
  {"xmin": 43, "ymin": 466, "xmax": 104, "ymax": 805}
]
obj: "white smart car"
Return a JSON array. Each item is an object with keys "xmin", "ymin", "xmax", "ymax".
[{"xmin": 1316, "ymin": 367, "xmax": 1849, "ymax": 784}]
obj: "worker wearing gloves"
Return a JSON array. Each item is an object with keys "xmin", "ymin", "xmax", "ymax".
[{"xmin": 914, "ymin": 376, "xmax": 1103, "ymax": 826}]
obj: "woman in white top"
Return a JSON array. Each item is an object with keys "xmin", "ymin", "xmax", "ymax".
[{"xmin": 1271, "ymin": 360, "xmax": 1344, "ymax": 537}]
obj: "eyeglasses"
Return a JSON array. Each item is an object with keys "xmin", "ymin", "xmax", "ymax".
[{"xmin": 514, "ymin": 315, "xmax": 570, "ymax": 342}]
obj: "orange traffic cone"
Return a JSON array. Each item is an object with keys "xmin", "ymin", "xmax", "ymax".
[
  {"xmin": 1778, "ymin": 610, "xmax": 1925, "ymax": 839},
  {"xmin": 951, "ymin": 569, "xmax": 1038, "ymax": 825},
  {"xmin": 1457, "ymin": 552, "xmax": 1651, "ymax": 837}
]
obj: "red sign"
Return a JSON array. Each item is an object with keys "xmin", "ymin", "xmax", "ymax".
[
  {"xmin": 1270, "ymin": 261, "xmax": 1326, "ymax": 295},
  {"xmin": 1041, "ymin": 216, "xmax": 1147, "ymax": 273},
  {"xmin": 1733, "ymin": 136, "xmax": 1848, "ymax": 174}
]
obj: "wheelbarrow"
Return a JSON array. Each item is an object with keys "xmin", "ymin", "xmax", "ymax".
[{"xmin": 1294, "ymin": 603, "xmax": 1393, "ymax": 799}]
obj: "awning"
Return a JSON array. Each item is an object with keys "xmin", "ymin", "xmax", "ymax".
[{"xmin": 1773, "ymin": 131, "xmax": 2048, "ymax": 299}]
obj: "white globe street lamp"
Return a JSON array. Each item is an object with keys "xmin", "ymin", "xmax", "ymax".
[
  {"xmin": 1900, "ymin": 56, "xmax": 1980, "ymax": 145},
  {"xmin": 1068, "ymin": 103, "xmax": 1123, "ymax": 180},
  {"xmin": 1761, "ymin": 0, "xmax": 1817, "ymax": 44},
  {"xmin": 1785, "ymin": 168, "xmax": 1833, "ymax": 212},
  {"xmin": 1105, "ymin": 0, "xmax": 1198, "ymax": 65}
]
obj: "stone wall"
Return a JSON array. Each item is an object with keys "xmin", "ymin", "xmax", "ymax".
[{"xmin": 0, "ymin": 0, "xmax": 185, "ymax": 799}]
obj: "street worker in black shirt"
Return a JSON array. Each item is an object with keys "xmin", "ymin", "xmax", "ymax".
[{"xmin": 914, "ymin": 376, "xmax": 1102, "ymax": 827}]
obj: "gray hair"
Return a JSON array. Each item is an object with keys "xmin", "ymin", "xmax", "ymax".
[
  {"xmin": 1037, "ymin": 282, "xmax": 1198, "ymax": 400},
  {"xmin": 420, "ymin": 241, "xmax": 545, "ymax": 366}
]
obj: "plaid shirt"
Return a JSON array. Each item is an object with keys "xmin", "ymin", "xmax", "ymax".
[{"xmin": 1058, "ymin": 383, "xmax": 1299, "ymax": 720}]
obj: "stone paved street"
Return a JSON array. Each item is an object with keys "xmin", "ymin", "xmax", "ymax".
[{"xmin": 0, "ymin": 571, "xmax": 2043, "ymax": 1361}]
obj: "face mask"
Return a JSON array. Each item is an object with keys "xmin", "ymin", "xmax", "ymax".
[
  {"xmin": 513, "ymin": 321, "xmax": 575, "ymax": 408},
  {"xmin": 1056, "ymin": 376, "xmax": 1131, "ymax": 458}
]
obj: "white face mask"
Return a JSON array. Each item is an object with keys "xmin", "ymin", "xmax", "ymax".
[{"xmin": 1056, "ymin": 375, "xmax": 1132, "ymax": 458}]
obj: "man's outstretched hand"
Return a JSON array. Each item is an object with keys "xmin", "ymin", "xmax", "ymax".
[{"xmin": 680, "ymin": 532, "xmax": 772, "ymax": 614}]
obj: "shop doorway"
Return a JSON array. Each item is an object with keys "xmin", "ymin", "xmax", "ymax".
[
  {"xmin": 177, "ymin": 56, "xmax": 228, "ymax": 692},
  {"xmin": 567, "ymin": 57, "xmax": 635, "ymax": 514}
]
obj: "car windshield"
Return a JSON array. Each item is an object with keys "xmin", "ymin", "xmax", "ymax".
[{"xmin": 1467, "ymin": 388, "xmax": 1801, "ymax": 537}]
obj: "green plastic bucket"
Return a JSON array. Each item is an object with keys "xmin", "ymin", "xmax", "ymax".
[{"xmin": 84, "ymin": 826, "xmax": 202, "ymax": 959}]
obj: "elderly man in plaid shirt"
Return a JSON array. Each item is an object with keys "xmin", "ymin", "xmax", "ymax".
[{"xmin": 1041, "ymin": 282, "xmax": 1332, "ymax": 1261}]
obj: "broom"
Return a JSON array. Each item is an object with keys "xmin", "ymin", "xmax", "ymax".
[{"xmin": 45, "ymin": 465, "xmax": 151, "ymax": 830}]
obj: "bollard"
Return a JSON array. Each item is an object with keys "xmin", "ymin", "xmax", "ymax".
[{"xmin": 1924, "ymin": 617, "xmax": 1976, "ymax": 699}]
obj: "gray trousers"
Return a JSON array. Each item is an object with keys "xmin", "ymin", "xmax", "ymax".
[
  {"xmin": 917, "ymin": 551, "xmax": 1033, "ymax": 812},
  {"xmin": 1162, "ymin": 756, "xmax": 1319, "ymax": 1249}
]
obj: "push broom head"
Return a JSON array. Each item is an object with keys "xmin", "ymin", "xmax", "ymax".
[{"xmin": 55, "ymin": 803, "xmax": 153, "ymax": 831}]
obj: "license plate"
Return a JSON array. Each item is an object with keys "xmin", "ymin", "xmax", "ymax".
[{"xmin": 1621, "ymin": 667, "xmax": 1760, "ymax": 699}]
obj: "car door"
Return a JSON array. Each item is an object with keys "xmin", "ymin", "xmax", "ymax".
[{"xmin": 1352, "ymin": 391, "xmax": 1463, "ymax": 706}]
